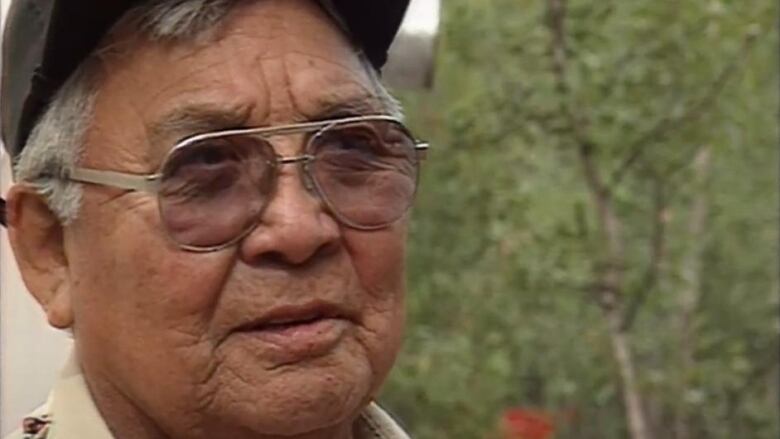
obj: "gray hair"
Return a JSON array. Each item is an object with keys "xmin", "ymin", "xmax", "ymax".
[{"xmin": 15, "ymin": 0, "xmax": 402, "ymax": 224}]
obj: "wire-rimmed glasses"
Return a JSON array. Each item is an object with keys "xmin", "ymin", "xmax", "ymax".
[{"xmin": 60, "ymin": 115, "xmax": 428, "ymax": 252}]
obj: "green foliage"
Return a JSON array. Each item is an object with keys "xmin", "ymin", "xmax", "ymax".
[{"xmin": 380, "ymin": 1, "xmax": 778, "ymax": 438}]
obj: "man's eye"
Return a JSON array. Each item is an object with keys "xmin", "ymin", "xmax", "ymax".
[
  {"xmin": 161, "ymin": 142, "xmax": 244, "ymax": 196},
  {"xmin": 337, "ymin": 137, "xmax": 375, "ymax": 152},
  {"xmin": 323, "ymin": 129, "xmax": 382, "ymax": 153},
  {"xmin": 165, "ymin": 140, "xmax": 241, "ymax": 175},
  {"xmin": 184, "ymin": 144, "xmax": 237, "ymax": 167}
]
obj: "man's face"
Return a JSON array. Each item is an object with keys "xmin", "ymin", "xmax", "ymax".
[{"xmin": 61, "ymin": 1, "xmax": 406, "ymax": 436}]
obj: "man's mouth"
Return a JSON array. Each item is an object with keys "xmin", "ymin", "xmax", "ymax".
[
  {"xmin": 262, "ymin": 307, "xmax": 338, "ymax": 327},
  {"xmin": 231, "ymin": 301, "xmax": 354, "ymax": 361},
  {"xmin": 263, "ymin": 313, "xmax": 328, "ymax": 329},
  {"xmin": 236, "ymin": 301, "xmax": 352, "ymax": 331}
]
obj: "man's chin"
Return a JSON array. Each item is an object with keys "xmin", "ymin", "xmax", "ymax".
[{"xmin": 204, "ymin": 352, "xmax": 373, "ymax": 436}]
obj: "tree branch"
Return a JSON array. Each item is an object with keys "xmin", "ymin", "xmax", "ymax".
[
  {"xmin": 621, "ymin": 175, "xmax": 667, "ymax": 331},
  {"xmin": 609, "ymin": 32, "xmax": 759, "ymax": 186},
  {"xmin": 547, "ymin": 0, "xmax": 590, "ymax": 146},
  {"xmin": 547, "ymin": 0, "xmax": 622, "ymax": 301}
]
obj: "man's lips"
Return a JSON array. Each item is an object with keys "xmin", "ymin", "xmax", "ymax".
[
  {"xmin": 230, "ymin": 301, "xmax": 356, "ymax": 362},
  {"xmin": 233, "ymin": 301, "xmax": 354, "ymax": 332}
]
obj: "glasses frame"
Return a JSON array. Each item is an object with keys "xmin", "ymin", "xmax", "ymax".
[{"xmin": 66, "ymin": 114, "xmax": 429, "ymax": 252}]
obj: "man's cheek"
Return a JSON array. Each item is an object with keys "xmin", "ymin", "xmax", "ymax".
[
  {"xmin": 143, "ymin": 252, "xmax": 235, "ymax": 317},
  {"xmin": 354, "ymin": 294, "xmax": 405, "ymax": 394},
  {"xmin": 111, "ymin": 217, "xmax": 235, "ymax": 317},
  {"xmin": 345, "ymin": 229, "xmax": 407, "ymax": 289}
]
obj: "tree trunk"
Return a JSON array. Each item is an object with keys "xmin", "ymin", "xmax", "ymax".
[
  {"xmin": 674, "ymin": 147, "xmax": 711, "ymax": 439},
  {"xmin": 544, "ymin": 2, "xmax": 652, "ymax": 437},
  {"xmin": 581, "ymin": 145, "xmax": 650, "ymax": 439},
  {"xmin": 606, "ymin": 308, "xmax": 651, "ymax": 439}
]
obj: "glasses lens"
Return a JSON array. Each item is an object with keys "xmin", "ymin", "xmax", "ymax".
[
  {"xmin": 158, "ymin": 135, "xmax": 274, "ymax": 248},
  {"xmin": 310, "ymin": 120, "xmax": 419, "ymax": 228}
]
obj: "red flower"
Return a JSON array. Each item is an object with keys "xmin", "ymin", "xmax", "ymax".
[{"xmin": 502, "ymin": 408, "xmax": 555, "ymax": 439}]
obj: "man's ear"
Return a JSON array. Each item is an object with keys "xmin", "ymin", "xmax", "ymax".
[{"xmin": 5, "ymin": 184, "xmax": 74, "ymax": 329}]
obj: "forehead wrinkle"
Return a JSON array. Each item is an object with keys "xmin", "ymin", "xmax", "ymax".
[
  {"xmin": 289, "ymin": 51, "xmax": 365, "ymax": 76},
  {"xmin": 295, "ymin": 80, "xmax": 385, "ymax": 119},
  {"xmin": 262, "ymin": 55, "xmax": 298, "ymax": 124},
  {"xmin": 281, "ymin": 56, "xmax": 383, "ymax": 120}
]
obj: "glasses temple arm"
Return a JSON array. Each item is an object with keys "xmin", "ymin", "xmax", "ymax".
[
  {"xmin": 0, "ymin": 168, "xmax": 159, "ymax": 228},
  {"xmin": 69, "ymin": 168, "xmax": 161, "ymax": 192}
]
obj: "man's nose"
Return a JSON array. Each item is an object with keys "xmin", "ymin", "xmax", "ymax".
[{"xmin": 237, "ymin": 164, "xmax": 341, "ymax": 266}]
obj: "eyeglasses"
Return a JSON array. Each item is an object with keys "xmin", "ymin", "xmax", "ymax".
[{"xmin": 63, "ymin": 115, "xmax": 428, "ymax": 252}]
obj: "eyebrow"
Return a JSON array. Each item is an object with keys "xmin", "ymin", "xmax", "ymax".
[
  {"xmin": 310, "ymin": 95, "xmax": 385, "ymax": 120},
  {"xmin": 149, "ymin": 101, "xmax": 254, "ymax": 147},
  {"xmin": 148, "ymin": 94, "xmax": 385, "ymax": 149}
]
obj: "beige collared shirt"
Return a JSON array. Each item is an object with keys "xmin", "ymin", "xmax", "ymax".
[{"xmin": 4, "ymin": 354, "xmax": 409, "ymax": 439}]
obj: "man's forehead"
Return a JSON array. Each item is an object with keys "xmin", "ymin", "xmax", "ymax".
[
  {"xmin": 88, "ymin": 0, "xmax": 383, "ymax": 163},
  {"xmin": 138, "ymin": 51, "xmax": 382, "ymax": 133}
]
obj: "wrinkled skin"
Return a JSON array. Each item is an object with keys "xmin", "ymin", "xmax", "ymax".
[{"xmin": 5, "ymin": 1, "xmax": 406, "ymax": 438}]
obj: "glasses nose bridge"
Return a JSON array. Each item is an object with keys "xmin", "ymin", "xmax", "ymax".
[
  {"xmin": 259, "ymin": 128, "xmax": 321, "ymax": 191},
  {"xmin": 260, "ymin": 124, "xmax": 321, "ymax": 157},
  {"xmin": 276, "ymin": 154, "xmax": 314, "ymax": 165},
  {"xmin": 272, "ymin": 151, "xmax": 317, "ymax": 192}
]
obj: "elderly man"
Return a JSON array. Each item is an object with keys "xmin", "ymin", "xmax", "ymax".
[{"xmin": 1, "ymin": 0, "xmax": 427, "ymax": 438}]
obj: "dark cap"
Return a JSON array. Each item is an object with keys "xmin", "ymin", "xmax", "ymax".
[{"xmin": 0, "ymin": 0, "xmax": 410, "ymax": 159}]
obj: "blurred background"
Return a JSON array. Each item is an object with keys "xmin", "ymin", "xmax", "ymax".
[
  {"xmin": 1, "ymin": 0, "xmax": 778, "ymax": 438},
  {"xmin": 380, "ymin": 1, "xmax": 779, "ymax": 438}
]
